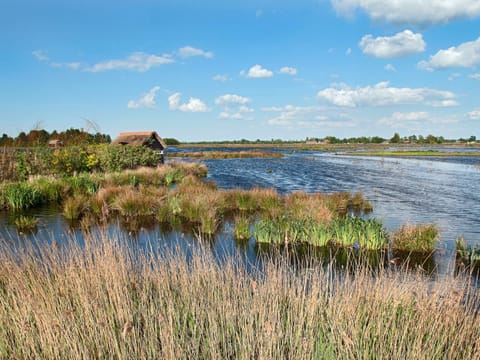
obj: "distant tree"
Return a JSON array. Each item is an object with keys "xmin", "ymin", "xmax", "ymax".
[
  {"xmin": 163, "ymin": 138, "xmax": 180, "ymax": 145},
  {"xmin": 469, "ymin": 135, "xmax": 477, "ymax": 142},
  {"xmin": 390, "ymin": 132, "xmax": 401, "ymax": 143}
]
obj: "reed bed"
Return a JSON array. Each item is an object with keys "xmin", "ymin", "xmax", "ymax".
[
  {"xmin": 391, "ymin": 224, "xmax": 439, "ymax": 252},
  {"xmin": 168, "ymin": 150, "xmax": 283, "ymax": 159},
  {"xmin": 0, "ymin": 233, "xmax": 478, "ymax": 359}
]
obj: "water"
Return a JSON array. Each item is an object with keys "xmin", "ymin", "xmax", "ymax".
[{"xmin": 1, "ymin": 149, "xmax": 479, "ymax": 271}]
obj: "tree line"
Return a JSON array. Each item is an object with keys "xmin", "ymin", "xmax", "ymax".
[{"xmin": 0, "ymin": 128, "xmax": 111, "ymax": 147}]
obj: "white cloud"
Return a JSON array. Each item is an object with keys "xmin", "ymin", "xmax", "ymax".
[
  {"xmin": 263, "ymin": 105, "xmax": 355, "ymax": 128},
  {"xmin": 448, "ymin": 72, "xmax": 461, "ymax": 81},
  {"xmin": 467, "ymin": 110, "xmax": 480, "ymax": 120},
  {"xmin": 127, "ymin": 86, "xmax": 160, "ymax": 109},
  {"xmin": 219, "ymin": 112, "xmax": 246, "ymax": 120},
  {"xmin": 88, "ymin": 52, "xmax": 174, "ymax": 72},
  {"xmin": 212, "ymin": 74, "xmax": 230, "ymax": 82},
  {"xmin": 359, "ymin": 30, "xmax": 425, "ymax": 58},
  {"xmin": 178, "ymin": 46, "xmax": 213, "ymax": 59},
  {"xmin": 385, "ymin": 64, "xmax": 396, "ymax": 72},
  {"xmin": 32, "ymin": 50, "xmax": 49, "ymax": 62},
  {"xmin": 32, "ymin": 50, "xmax": 82, "ymax": 70},
  {"xmin": 317, "ymin": 81, "xmax": 458, "ymax": 108},
  {"xmin": 243, "ymin": 64, "xmax": 273, "ymax": 78},
  {"xmin": 215, "ymin": 94, "xmax": 251, "ymax": 105},
  {"xmin": 279, "ymin": 66, "xmax": 297, "ymax": 75},
  {"xmin": 418, "ymin": 37, "xmax": 480, "ymax": 71},
  {"xmin": 331, "ymin": 0, "xmax": 480, "ymax": 26},
  {"xmin": 168, "ymin": 92, "xmax": 209, "ymax": 112},
  {"xmin": 378, "ymin": 111, "xmax": 430, "ymax": 127},
  {"xmin": 470, "ymin": 73, "xmax": 480, "ymax": 80}
]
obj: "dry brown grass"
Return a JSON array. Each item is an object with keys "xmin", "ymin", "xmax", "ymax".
[{"xmin": 0, "ymin": 233, "xmax": 478, "ymax": 359}]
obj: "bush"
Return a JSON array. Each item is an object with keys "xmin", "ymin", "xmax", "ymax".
[{"xmin": 97, "ymin": 145, "xmax": 161, "ymax": 172}]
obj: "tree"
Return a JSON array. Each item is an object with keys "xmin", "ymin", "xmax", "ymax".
[{"xmin": 390, "ymin": 132, "xmax": 401, "ymax": 143}]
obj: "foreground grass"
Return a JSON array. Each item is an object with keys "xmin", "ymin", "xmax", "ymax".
[{"xmin": 0, "ymin": 234, "xmax": 478, "ymax": 359}]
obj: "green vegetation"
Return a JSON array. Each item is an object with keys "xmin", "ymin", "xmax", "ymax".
[
  {"xmin": 14, "ymin": 215, "xmax": 39, "ymax": 233},
  {"xmin": 391, "ymin": 224, "xmax": 439, "ymax": 252},
  {"xmin": 0, "ymin": 234, "xmax": 477, "ymax": 359},
  {"xmin": 3, "ymin": 183, "xmax": 43, "ymax": 210},
  {"xmin": 169, "ymin": 150, "xmax": 283, "ymax": 159},
  {"xmin": 456, "ymin": 237, "xmax": 480, "ymax": 267},
  {"xmin": 234, "ymin": 215, "xmax": 252, "ymax": 240}
]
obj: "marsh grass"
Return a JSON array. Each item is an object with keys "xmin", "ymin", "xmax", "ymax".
[
  {"xmin": 234, "ymin": 215, "xmax": 252, "ymax": 240},
  {"xmin": 62, "ymin": 194, "xmax": 90, "ymax": 221},
  {"xmin": 0, "ymin": 233, "xmax": 478, "ymax": 359},
  {"xmin": 14, "ymin": 215, "xmax": 39, "ymax": 233},
  {"xmin": 2, "ymin": 182, "xmax": 43, "ymax": 210},
  {"xmin": 456, "ymin": 237, "xmax": 480, "ymax": 268},
  {"xmin": 169, "ymin": 150, "xmax": 283, "ymax": 159},
  {"xmin": 391, "ymin": 224, "xmax": 439, "ymax": 252}
]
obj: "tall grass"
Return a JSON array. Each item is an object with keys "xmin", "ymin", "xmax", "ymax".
[
  {"xmin": 2, "ymin": 182, "xmax": 43, "ymax": 210},
  {"xmin": 0, "ymin": 234, "xmax": 478, "ymax": 359},
  {"xmin": 391, "ymin": 224, "xmax": 439, "ymax": 252}
]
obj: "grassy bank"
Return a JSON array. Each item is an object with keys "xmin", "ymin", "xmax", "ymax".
[{"xmin": 0, "ymin": 234, "xmax": 478, "ymax": 359}]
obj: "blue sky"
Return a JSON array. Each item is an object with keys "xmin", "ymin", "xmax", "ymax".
[{"xmin": 1, "ymin": 0, "xmax": 480, "ymax": 141}]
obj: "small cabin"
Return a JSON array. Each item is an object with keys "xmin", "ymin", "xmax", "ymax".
[
  {"xmin": 112, "ymin": 131, "xmax": 167, "ymax": 152},
  {"xmin": 48, "ymin": 139, "xmax": 64, "ymax": 148}
]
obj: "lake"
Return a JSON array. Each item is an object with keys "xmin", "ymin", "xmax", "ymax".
[{"xmin": 1, "ymin": 148, "xmax": 479, "ymax": 272}]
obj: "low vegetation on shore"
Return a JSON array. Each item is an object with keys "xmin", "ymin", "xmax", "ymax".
[
  {"xmin": 168, "ymin": 150, "xmax": 283, "ymax": 159},
  {"xmin": 0, "ymin": 234, "xmax": 478, "ymax": 359}
]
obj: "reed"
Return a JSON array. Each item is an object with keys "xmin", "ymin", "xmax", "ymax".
[
  {"xmin": 113, "ymin": 188, "xmax": 159, "ymax": 218},
  {"xmin": 0, "ymin": 233, "xmax": 477, "ymax": 359},
  {"xmin": 234, "ymin": 215, "xmax": 252, "ymax": 240},
  {"xmin": 63, "ymin": 194, "xmax": 90, "ymax": 221},
  {"xmin": 391, "ymin": 224, "xmax": 439, "ymax": 252},
  {"xmin": 456, "ymin": 237, "xmax": 480, "ymax": 267},
  {"xmin": 14, "ymin": 215, "xmax": 39, "ymax": 233},
  {"xmin": 169, "ymin": 150, "xmax": 284, "ymax": 159},
  {"xmin": 3, "ymin": 182, "xmax": 43, "ymax": 210}
]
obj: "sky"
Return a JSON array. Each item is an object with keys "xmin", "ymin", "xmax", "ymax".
[{"xmin": 1, "ymin": 0, "xmax": 480, "ymax": 141}]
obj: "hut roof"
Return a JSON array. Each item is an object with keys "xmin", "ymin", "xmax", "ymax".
[{"xmin": 111, "ymin": 131, "xmax": 167, "ymax": 149}]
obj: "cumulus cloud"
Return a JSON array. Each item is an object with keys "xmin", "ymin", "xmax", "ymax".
[
  {"xmin": 279, "ymin": 66, "xmax": 297, "ymax": 75},
  {"xmin": 88, "ymin": 52, "xmax": 174, "ymax": 72},
  {"xmin": 331, "ymin": 0, "xmax": 480, "ymax": 26},
  {"xmin": 470, "ymin": 73, "xmax": 480, "ymax": 80},
  {"xmin": 317, "ymin": 81, "xmax": 458, "ymax": 108},
  {"xmin": 418, "ymin": 37, "xmax": 480, "ymax": 71},
  {"xmin": 359, "ymin": 30, "xmax": 425, "ymax": 58},
  {"xmin": 216, "ymin": 94, "xmax": 253, "ymax": 120},
  {"xmin": 215, "ymin": 94, "xmax": 251, "ymax": 105},
  {"xmin": 178, "ymin": 46, "xmax": 213, "ymax": 59},
  {"xmin": 127, "ymin": 86, "xmax": 160, "ymax": 109},
  {"xmin": 242, "ymin": 64, "xmax": 273, "ymax": 78},
  {"xmin": 467, "ymin": 110, "xmax": 480, "ymax": 120},
  {"xmin": 168, "ymin": 92, "xmax": 209, "ymax": 112}
]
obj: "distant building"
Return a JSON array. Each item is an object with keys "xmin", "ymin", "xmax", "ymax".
[
  {"xmin": 112, "ymin": 131, "xmax": 167, "ymax": 151},
  {"xmin": 112, "ymin": 131, "xmax": 167, "ymax": 163},
  {"xmin": 48, "ymin": 139, "xmax": 64, "ymax": 148}
]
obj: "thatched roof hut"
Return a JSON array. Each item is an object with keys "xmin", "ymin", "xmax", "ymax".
[
  {"xmin": 48, "ymin": 139, "xmax": 64, "ymax": 148},
  {"xmin": 112, "ymin": 131, "xmax": 167, "ymax": 151}
]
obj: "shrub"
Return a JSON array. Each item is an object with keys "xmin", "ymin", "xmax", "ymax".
[{"xmin": 391, "ymin": 224, "xmax": 439, "ymax": 252}]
